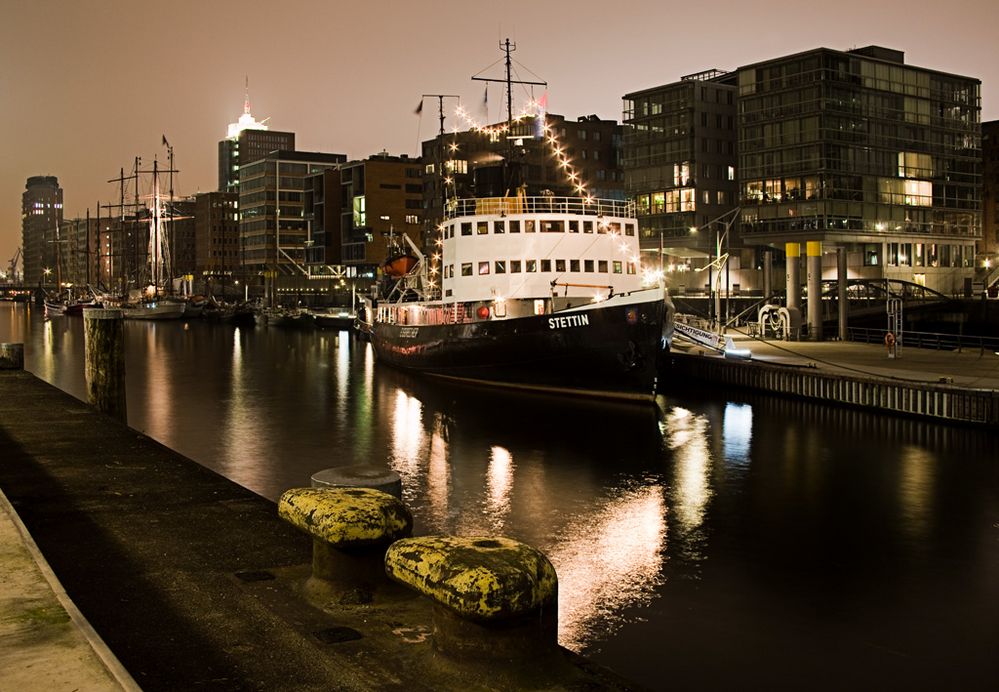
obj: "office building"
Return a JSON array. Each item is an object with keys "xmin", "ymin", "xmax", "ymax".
[
  {"xmin": 218, "ymin": 93, "xmax": 294, "ymax": 192},
  {"xmin": 239, "ymin": 150, "xmax": 346, "ymax": 274},
  {"xmin": 623, "ymin": 46, "xmax": 982, "ymax": 296},
  {"xmin": 21, "ymin": 175, "xmax": 64, "ymax": 286}
]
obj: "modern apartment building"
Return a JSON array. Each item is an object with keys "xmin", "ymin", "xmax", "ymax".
[
  {"xmin": 623, "ymin": 46, "xmax": 982, "ymax": 295},
  {"xmin": 238, "ymin": 150, "xmax": 346, "ymax": 274},
  {"xmin": 623, "ymin": 72, "xmax": 739, "ymax": 244},
  {"xmin": 21, "ymin": 175, "xmax": 63, "ymax": 286}
]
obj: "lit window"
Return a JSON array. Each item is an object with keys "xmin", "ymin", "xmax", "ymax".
[
  {"xmin": 478, "ymin": 261, "xmax": 490, "ymax": 275},
  {"xmin": 461, "ymin": 263, "xmax": 472, "ymax": 276}
]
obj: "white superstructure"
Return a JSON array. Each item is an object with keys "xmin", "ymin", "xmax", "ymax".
[{"xmin": 439, "ymin": 196, "xmax": 646, "ymax": 304}]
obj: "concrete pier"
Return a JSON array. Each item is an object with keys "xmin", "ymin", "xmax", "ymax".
[
  {"xmin": 0, "ymin": 370, "xmax": 634, "ymax": 691},
  {"xmin": 668, "ymin": 336, "xmax": 999, "ymax": 426}
]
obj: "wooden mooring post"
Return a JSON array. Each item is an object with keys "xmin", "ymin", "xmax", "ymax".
[{"xmin": 83, "ymin": 309, "xmax": 126, "ymax": 423}]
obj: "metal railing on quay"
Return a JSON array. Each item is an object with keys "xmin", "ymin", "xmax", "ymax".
[
  {"xmin": 445, "ymin": 196, "xmax": 633, "ymax": 220},
  {"xmin": 847, "ymin": 326, "xmax": 999, "ymax": 354}
]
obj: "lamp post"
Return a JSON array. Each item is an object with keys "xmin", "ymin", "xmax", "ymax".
[{"xmin": 690, "ymin": 207, "xmax": 740, "ymax": 334}]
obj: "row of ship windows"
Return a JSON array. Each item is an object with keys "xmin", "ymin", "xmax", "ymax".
[
  {"xmin": 446, "ymin": 219, "xmax": 636, "ymax": 238},
  {"xmin": 443, "ymin": 259, "xmax": 637, "ymax": 278}
]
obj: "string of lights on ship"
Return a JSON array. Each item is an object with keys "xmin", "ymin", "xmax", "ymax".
[{"xmin": 424, "ymin": 99, "xmax": 659, "ymax": 295}]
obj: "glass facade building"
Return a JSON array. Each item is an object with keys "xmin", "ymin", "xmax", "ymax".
[{"xmin": 623, "ymin": 47, "xmax": 982, "ymax": 295}]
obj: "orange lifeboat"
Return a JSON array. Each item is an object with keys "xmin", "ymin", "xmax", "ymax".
[{"xmin": 382, "ymin": 253, "xmax": 418, "ymax": 277}]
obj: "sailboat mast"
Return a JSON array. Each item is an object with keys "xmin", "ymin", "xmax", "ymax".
[
  {"xmin": 152, "ymin": 159, "xmax": 160, "ymax": 293},
  {"xmin": 133, "ymin": 156, "xmax": 140, "ymax": 290},
  {"xmin": 86, "ymin": 207, "xmax": 91, "ymax": 286}
]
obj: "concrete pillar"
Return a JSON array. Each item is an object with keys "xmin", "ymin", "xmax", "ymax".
[
  {"xmin": 837, "ymin": 247, "xmax": 848, "ymax": 341},
  {"xmin": 807, "ymin": 241, "xmax": 823, "ymax": 341},
  {"xmin": 0, "ymin": 343, "xmax": 24, "ymax": 370},
  {"xmin": 763, "ymin": 250, "xmax": 773, "ymax": 298},
  {"xmin": 84, "ymin": 309, "xmax": 126, "ymax": 423},
  {"xmin": 785, "ymin": 242, "xmax": 800, "ymax": 311}
]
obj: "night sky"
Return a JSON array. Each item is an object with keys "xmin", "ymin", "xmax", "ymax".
[{"xmin": 3, "ymin": 0, "xmax": 997, "ymax": 266}]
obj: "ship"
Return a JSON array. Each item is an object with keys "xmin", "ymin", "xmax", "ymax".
[{"xmin": 363, "ymin": 194, "xmax": 673, "ymax": 402}]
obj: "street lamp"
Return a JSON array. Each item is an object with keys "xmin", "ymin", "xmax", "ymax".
[{"xmin": 690, "ymin": 207, "xmax": 741, "ymax": 333}]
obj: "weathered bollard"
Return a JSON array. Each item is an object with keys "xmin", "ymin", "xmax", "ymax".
[
  {"xmin": 0, "ymin": 343, "xmax": 24, "ymax": 370},
  {"xmin": 384, "ymin": 536, "xmax": 558, "ymax": 663},
  {"xmin": 278, "ymin": 487, "xmax": 412, "ymax": 605},
  {"xmin": 83, "ymin": 309, "xmax": 126, "ymax": 423},
  {"xmin": 311, "ymin": 464, "xmax": 402, "ymax": 500}
]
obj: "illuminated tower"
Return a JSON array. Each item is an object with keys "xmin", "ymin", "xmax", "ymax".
[{"xmin": 217, "ymin": 79, "xmax": 295, "ymax": 192}]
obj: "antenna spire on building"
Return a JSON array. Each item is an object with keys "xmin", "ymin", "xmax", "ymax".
[{"xmin": 244, "ymin": 75, "xmax": 251, "ymax": 115}]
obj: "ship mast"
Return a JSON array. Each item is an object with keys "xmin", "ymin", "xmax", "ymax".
[{"xmin": 471, "ymin": 39, "xmax": 547, "ymax": 193}]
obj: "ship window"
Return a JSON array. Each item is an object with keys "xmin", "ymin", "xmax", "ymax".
[
  {"xmin": 495, "ymin": 261, "xmax": 506, "ymax": 274},
  {"xmin": 510, "ymin": 260, "xmax": 522, "ymax": 272},
  {"xmin": 584, "ymin": 259, "xmax": 594, "ymax": 272},
  {"xmin": 477, "ymin": 221, "xmax": 488, "ymax": 235},
  {"xmin": 525, "ymin": 220, "xmax": 536, "ymax": 233},
  {"xmin": 534, "ymin": 299, "xmax": 546, "ymax": 315},
  {"xmin": 493, "ymin": 221, "xmax": 504, "ymax": 234},
  {"xmin": 627, "ymin": 262, "xmax": 636, "ymax": 274},
  {"xmin": 446, "ymin": 289, "xmax": 452, "ymax": 297},
  {"xmin": 570, "ymin": 259, "xmax": 580, "ymax": 272},
  {"xmin": 625, "ymin": 223, "xmax": 635, "ymax": 236},
  {"xmin": 607, "ymin": 222, "xmax": 621, "ymax": 235},
  {"xmin": 597, "ymin": 221, "xmax": 607, "ymax": 234},
  {"xmin": 541, "ymin": 259, "xmax": 552, "ymax": 272},
  {"xmin": 526, "ymin": 260, "xmax": 537, "ymax": 272},
  {"xmin": 541, "ymin": 220, "xmax": 564, "ymax": 233},
  {"xmin": 583, "ymin": 221, "xmax": 594, "ymax": 233},
  {"xmin": 598, "ymin": 260, "xmax": 608, "ymax": 272},
  {"xmin": 479, "ymin": 261, "xmax": 490, "ymax": 275},
  {"xmin": 613, "ymin": 261, "xmax": 623, "ymax": 274},
  {"xmin": 555, "ymin": 259, "xmax": 566, "ymax": 272},
  {"xmin": 568, "ymin": 220, "xmax": 579, "ymax": 233},
  {"xmin": 461, "ymin": 222, "xmax": 472, "ymax": 236},
  {"xmin": 509, "ymin": 220, "xmax": 521, "ymax": 233},
  {"xmin": 461, "ymin": 263, "xmax": 473, "ymax": 276}
]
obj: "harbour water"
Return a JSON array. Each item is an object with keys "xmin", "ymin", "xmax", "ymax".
[{"xmin": 2, "ymin": 302, "xmax": 997, "ymax": 689}]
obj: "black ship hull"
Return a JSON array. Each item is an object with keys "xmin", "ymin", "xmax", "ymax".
[{"xmin": 371, "ymin": 293, "xmax": 668, "ymax": 402}]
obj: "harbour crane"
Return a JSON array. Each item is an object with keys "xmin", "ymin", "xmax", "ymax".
[{"xmin": 6, "ymin": 248, "xmax": 20, "ymax": 283}]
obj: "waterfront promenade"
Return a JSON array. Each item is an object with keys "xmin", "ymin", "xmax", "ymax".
[
  {"xmin": 0, "ymin": 369, "xmax": 632, "ymax": 691},
  {"xmin": 668, "ymin": 331, "xmax": 999, "ymax": 426},
  {"xmin": 723, "ymin": 332, "xmax": 999, "ymax": 390}
]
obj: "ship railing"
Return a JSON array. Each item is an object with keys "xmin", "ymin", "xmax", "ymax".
[{"xmin": 445, "ymin": 196, "xmax": 634, "ymax": 220}]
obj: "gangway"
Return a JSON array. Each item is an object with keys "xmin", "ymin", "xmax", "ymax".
[{"xmin": 672, "ymin": 315, "xmax": 751, "ymax": 359}]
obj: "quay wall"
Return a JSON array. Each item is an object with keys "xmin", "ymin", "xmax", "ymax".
[{"xmin": 666, "ymin": 354, "xmax": 999, "ymax": 427}]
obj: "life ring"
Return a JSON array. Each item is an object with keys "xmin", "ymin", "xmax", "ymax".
[{"xmin": 884, "ymin": 332, "xmax": 896, "ymax": 348}]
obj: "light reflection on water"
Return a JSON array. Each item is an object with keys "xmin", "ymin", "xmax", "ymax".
[
  {"xmin": 550, "ymin": 482, "xmax": 667, "ymax": 651},
  {"xmin": 3, "ymin": 302, "xmax": 998, "ymax": 690}
]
